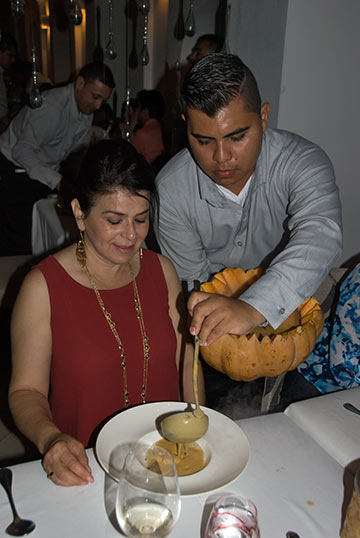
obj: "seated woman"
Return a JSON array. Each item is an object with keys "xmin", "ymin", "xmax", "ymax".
[
  {"xmin": 298, "ymin": 264, "xmax": 360, "ymax": 393},
  {"xmin": 130, "ymin": 89, "xmax": 166, "ymax": 169},
  {"xmin": 9, "ymin": 139, "xmax": 204, "ymax": 486}
]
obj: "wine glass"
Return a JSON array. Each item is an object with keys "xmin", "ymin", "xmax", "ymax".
[{"xmin": 116, "ymin": 443, "xmax": 181, "ymax": 537}]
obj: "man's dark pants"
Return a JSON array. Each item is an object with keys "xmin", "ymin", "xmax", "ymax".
[{"xmin": 0, "ymin": 152, "xmax": 52, "ymax": 254}]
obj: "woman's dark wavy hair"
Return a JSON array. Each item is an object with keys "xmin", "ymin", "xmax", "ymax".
[
  {"xmin": 76, "ymin": 139, "xmax": 158, "ymax": 217},
  {"xmin": 180, "ymin": 53, "xmax": 262, "ymax": 117}
]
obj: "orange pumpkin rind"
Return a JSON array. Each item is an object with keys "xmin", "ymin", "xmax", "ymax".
[{"xmin": 199, "ymin": 268, "xmax": 324, "ymax": 381}]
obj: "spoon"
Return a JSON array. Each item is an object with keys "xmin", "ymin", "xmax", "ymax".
[
  {"xmin": 0, "ymin": 468, "xmax": 35, "ymax": 536},
  {"xmin": 343, "ymin": 402, "xmax": 360, "ymax": 416},
  {"xmin": 161, "ymin": 334, "xmax": 209, "ymax": 444},
  {"xmin": 161, "ymin": 282, "xmax": 209, "ymax": 444}
]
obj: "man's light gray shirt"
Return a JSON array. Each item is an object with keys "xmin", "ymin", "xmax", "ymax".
[
  {"xmin": 0, "ymin": 82, "xmax": 92, "ymax": 189},
  {"xmin": 155, "ymin": 128, "xmax": 342, "ymax": 329}
]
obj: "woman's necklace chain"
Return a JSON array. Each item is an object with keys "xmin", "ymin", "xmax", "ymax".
[{"xmin": 76, "ymin": 237, "xmax": 150, "ymax": 408}]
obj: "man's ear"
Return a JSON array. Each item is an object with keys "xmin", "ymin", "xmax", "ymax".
[
  {"xmin": 71, "ymin": 198, "xmax": 85, "ymax": 231},
  {"xmin": 75, "ymin": 76, "xmax": 85, "ymax": 91},
  {"xmin": 260, "ymin": 102, "xmax": 270, "ymax": 133}
]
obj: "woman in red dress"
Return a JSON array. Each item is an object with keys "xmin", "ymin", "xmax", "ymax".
[{"xmin": 9, "ymin": 139, "xmax": 204, "ymax": 486}]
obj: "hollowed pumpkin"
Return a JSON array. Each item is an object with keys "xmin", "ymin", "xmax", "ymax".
[{"xmin": 199, "ymin": 267, "xmax": 324, "ymax": 381}]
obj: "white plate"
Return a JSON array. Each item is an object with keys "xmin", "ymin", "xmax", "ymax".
[{"xmin": 95, "ymin": 401, "xmax": 250, "ymax": 496}]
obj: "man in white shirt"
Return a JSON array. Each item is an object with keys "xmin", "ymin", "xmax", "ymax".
[
  {"xmin": 0, "ymin": 32, "xmax": 17, "ymax": 128},
  {"xmin": 0, "ymin": 61, "xmax": 114, "ymax": 254}
]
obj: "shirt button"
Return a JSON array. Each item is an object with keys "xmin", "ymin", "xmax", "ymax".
[
  {"xmin": 237, "ymin": 241, "xmax": 243, "ymax": 246},
  {"xmin": 279, "ymin": 307, "xmax": 285, "ymax": 314}
]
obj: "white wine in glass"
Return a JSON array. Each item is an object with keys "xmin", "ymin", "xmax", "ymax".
[{"xmin": 116, "ymin": 443, "xmax": 181, "ymax": 537}]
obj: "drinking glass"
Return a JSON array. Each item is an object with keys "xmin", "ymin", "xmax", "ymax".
[
  {"xmin": 341, "ymin": 468, "xmax": 360, "ymax": 538},
  {"xmin": 116, "ymin": 443, "xmax": 181, "ymax": 537},
  {"xmin": 205, "ymin": 494, "xmax": 260, "ymax": 538}
]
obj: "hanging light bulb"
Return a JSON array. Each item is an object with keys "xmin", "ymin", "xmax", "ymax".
[
  {"xmin": 105, "ymin": 33, "xmax": 117, "ymax": 60},
  {"xmin": 11, "ymin": 0, "xmax": 25, "ymax": 18},
  {"xmin": 29, "ymin": 47, "xmax": 43, "ymax": 109},
  {"xmin": 70, "ymin": 1, "xmax": 83, "ymax": 25},
  {"xmin": 105, "ymin": 0, "xmax": 117, "ymax": 60},
  {"xmin": 185, "ymin": 1, "xmax": 196, "ymax": 37},
  {"xmin": 135, "ymin": 0, "xmax": 150, "ymax": 13},
  {"xmin": 140, "ymin": 38, "xmax": 149, "ymax": 66},
  {"xmin": 136, "ymin": 0, "xmax": 150, "ymax": 66},
  {"xmin": 121, "ymin": 88, "xmax": 134, "ymax": 141},
  {"xmin": 175, "ymin": 59, "xmax": 181, "ymax": 99},
  {"xmin": 68, "ymin": 0, "xmax": 82, "ymax": 26}
]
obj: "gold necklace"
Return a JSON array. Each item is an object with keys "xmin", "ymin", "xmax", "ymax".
[{"xmin": 76, "ymin": 233, "xmax": 150, "ymax": 408}]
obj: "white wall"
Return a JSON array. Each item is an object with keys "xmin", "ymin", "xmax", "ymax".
[
  {"xmin": 228, "ymin": 0, "xmax": 288, "ymax": 127},
  {"xmin": 277, "ymin": 0, "xmax": 360, "ymax": 266}
]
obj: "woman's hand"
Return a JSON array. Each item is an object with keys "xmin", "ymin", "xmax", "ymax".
[
  {"xmin": 42, "ymin": 433, "xmax": 94, "ymax": 487},
  {"xmin": 188, "ymin": 292, "xmax": 266, "ymax": 346}
]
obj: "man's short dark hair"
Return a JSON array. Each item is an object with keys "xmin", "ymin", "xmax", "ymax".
[
  {"xmin": 137, "ymin": 89, "xmax": 165, "ymax": 121},
  {"xmin": 78, "ymin": 62, "xmax": 115, "ymax": 89},
  {"xmin": 180, "ymin": 53, "xmax": 261, "ymax": 118},
  {"xmin": 0, "ymin": 32, "xmax": 18, "ymax": 53}
]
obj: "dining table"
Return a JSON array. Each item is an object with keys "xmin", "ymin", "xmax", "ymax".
[
  {"xmin": 31, "ymin": 195, "xmax": 78, "ymax": 256},
  {"xmin": 285, "ymin": 386, "xmax": 360, "ymax": 470},
  {"xmin": 0, "ymin": 409, "xmax": 348, "ymax": 538}
]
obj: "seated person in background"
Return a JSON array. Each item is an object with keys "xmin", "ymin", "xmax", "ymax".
[
  {"xmin": 131, "ymin": 89, "xmax": 166, "ymax": 168},
  {"xmin": 9, "ymin": 138, "xmax": 204, "ymax": 487},
  {"xmin": 298, "ymin": 263, "xmax": 360, "ymax": 393},
  {"xmin": 0, "ymin": 61, "xmax": 115, "ymax": 255},
  {"xmin": 186, "ymin": 33, "xmax": 223, "ymax": 71},
  {"xmin": 0, "ymin": 32, "xmax": 17, "ymax": 131},
  {"xmin": 154, "ymin": 53, "xmax": 342, "ymax": 405}
]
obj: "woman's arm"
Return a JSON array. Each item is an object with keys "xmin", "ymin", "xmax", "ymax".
[
  {"xmin": 9, "ymin": 268, "xmax": 93, "ymax": 486},
  {"xmin": 158, "ymin": 254, "xmax": 205, "ymax": 405}
]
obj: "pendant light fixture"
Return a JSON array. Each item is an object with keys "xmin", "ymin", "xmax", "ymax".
[
  {"xmin": 185, "ymin": 1, "xmax": 196, "ymax": 37},
  {"xmin": 29, "ymin": 45, "xmax": 43, "ymax": 109},
  {"xmin": 105, "ymin": 0, "xmax": 117, "ymax": 60},
  {"xmin": 136, "ymin": 0, "xmax": 150, "ymax": 66},
  {"xmin": 10, "ymin": 0, "xmax": 25, "ymax": 18},
  {"xmin": 68, "ymin": 0, "xmax": 83, "ymax": 26}
]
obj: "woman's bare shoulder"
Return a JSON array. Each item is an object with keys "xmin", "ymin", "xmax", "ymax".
[
  {"xmin": 14, "ymin": 266, "xmax": 49, "ymax": 309},
  {"xmin": 157, "ymin": 252, "xmax": 178, "ymax": 277}
]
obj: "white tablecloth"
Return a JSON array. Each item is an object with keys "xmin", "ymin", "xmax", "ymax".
[
  {"xmin": 31, "ymin": 197, "xmax": 78, "ymax": 256},
  {"xmin": 0, "ymin": 413, "xmax": 345, "ymax": 537},
  {"xmin": 285, "ymin": 386, "xmax": 360, "ymax": 469}
]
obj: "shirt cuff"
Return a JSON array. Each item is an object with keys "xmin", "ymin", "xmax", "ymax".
[{"xmin": 239, "ymin": 271, "xmax": 303, "ymax": 329}]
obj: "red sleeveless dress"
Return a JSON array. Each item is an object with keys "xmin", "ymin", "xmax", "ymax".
[{"xmin": 36, "ymin": 249, "xmax": 179, "ymax": 446}]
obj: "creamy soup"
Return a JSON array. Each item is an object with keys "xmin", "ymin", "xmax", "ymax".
[{"xmin": 155, "ymin": 438, "xmax": 207, "ymax": 476}]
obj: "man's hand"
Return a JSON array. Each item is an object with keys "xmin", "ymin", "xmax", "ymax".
[
  {"xmin": 188, "ymin": 292, "xmax": 266, "ymax": 346},
  {"xmin": 42, "ymin": 433, "xmax": 94, "ymax": 487}
]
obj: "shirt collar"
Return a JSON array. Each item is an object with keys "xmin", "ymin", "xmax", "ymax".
[{"xmin": 70, "ymin": 82, "xmax": 91, "ymax": 121}]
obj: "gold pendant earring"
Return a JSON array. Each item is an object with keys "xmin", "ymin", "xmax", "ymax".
[{"xmin": 76, "ymin": 230, "xmax": 86, "ymax": 268}]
